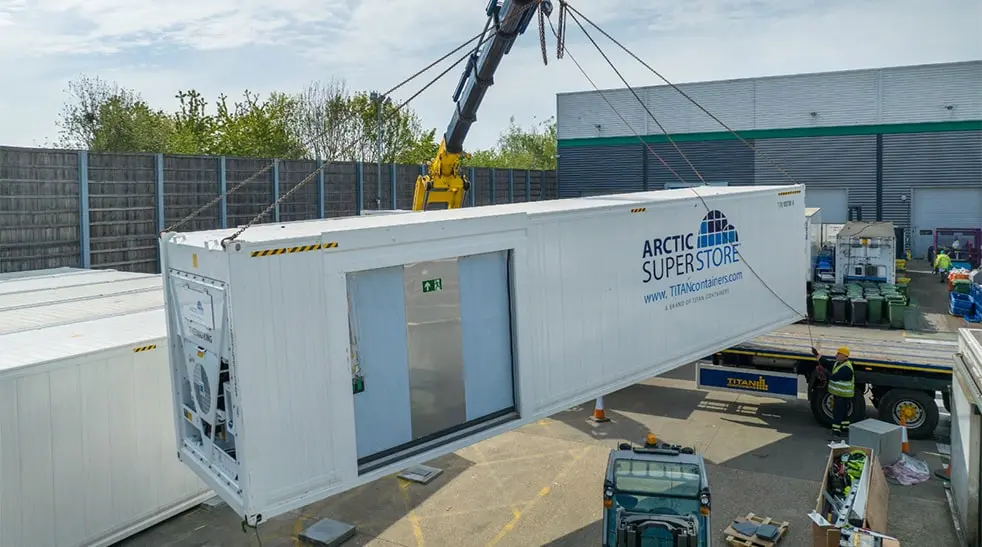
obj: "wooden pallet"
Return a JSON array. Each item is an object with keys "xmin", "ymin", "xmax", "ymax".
[{"xmin": 724, "ymin": 512, "xmax": 790, "ymax": 547}]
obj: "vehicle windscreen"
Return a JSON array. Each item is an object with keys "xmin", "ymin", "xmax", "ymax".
[{"xmin": 612, "ymin": 458, "xmax": 702, "ymax": 498}]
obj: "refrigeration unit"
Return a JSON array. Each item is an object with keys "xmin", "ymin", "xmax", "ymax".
[{"xmin": 834, "ymin": 221, "xmax": 898, "ymax": 285}]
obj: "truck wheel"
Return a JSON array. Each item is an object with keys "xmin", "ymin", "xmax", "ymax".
[
  {"xmin": 809, "ymin": 386, "xmax": 867, "ymax": 428},
  {"xmin": 877, "ymin": 389, "xmax": 939, "ymax": 440}
]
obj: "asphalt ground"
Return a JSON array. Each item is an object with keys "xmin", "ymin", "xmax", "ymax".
[{"xmin": 123, "ymin": 362, "xmax": 958, "ymax": 547}]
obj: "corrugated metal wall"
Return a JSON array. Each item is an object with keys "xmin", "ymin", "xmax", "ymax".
[
  {"xmin": 557, "ymin": 144, "xmax": 644, "ymax": 197},
  {"xmin": 557, "ymin": 61, "xmax": 982, "ymax": 140},
  {"xmin": 882, "ymin": 131, "xmax": 982, "ymax": 227},
  {"xmin": 754, "ymin": 135, "xmax": 877, "ymax": 219},
  {"xmin": 646, "ymin": 139, "xmax": 755, "ymax": 189}
]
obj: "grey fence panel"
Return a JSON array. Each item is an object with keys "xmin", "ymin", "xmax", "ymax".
[
  {"xmin": 396, "ymin": 164, "xmax": 421, "ymax": 210},
  {"xmin": 325, "ymin": 162, "xmax": 358, "ymax": 218},
  {"xmin": 279, "ymin": 159, "xmax": 320, "ymax": 223},
  {"xmin": 0, "ymin": 147, "xmax": 81, "ymax": 273},
  {"xmin": 87, "ymin": 152, "xmax": 158, "ymax": 272},
  {"xmin": 0, "ymin": 146, "xmax": 560, "ymax": 274},
  {"xmin": 164, "ymin": 155, "xmax": 222, "ymax": 233},
  {"xmin": 226, "ymin": 157, "xmax": 274, "ymax": 228}
]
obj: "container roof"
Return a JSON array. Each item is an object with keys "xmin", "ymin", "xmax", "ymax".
[
  {"xmin": 836, "ymin": 221, "xmax": 896, "ymax": 239},
  {"xmin": 0, "ymin": 274, "xmax": 163, "ymax": 335},
  {"xmin": 0, "ymin": 309, "xmax": 166, "ymax": 374},
  {"xmin": 172, "ymin": 185, "xmax": 799, "ymax": 247}
]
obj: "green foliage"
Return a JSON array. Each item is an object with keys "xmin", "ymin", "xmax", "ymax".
[
  {"xmin": 464, "ymin": 116, "xmax": 557, "ymax": 170},
  {"xmin": 55, "ymin": 75, "xmax": 173, "ymax": 153},
  {"xmin": 54, "ymin": 74, "xmax": 556, "ymax": 171}
]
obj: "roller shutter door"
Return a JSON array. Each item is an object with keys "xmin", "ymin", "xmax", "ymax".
[
  {"xmin": 911, "ymin": 187, "xmax": 982, "ymax": 258},
  {"xmin": 804, "ymin": 188, "xmax": 849, "ymax": 223}
]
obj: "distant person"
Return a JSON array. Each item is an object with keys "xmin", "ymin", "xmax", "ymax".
[
  {"xmin": 934, "ymin": 249, "xmax": 952, "ymax": 282},
  {"xmin": 811, "ymin": 346, "xmax": 855, "ymax": 439}
]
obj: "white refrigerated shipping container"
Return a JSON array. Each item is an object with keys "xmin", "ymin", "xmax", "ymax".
[
  {"xmin": 160, "ymin": 184, "xmax": 807, "ymax": 526},
  {"xmin": 0, "ymin": 273, "xmax": 212, "ymax": 547}
]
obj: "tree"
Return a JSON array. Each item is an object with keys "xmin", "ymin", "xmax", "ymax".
[
  {"xmin": 211, "ymin": 90, "xmax": 307, "ymax": 159},
  {"xmin": 292, "ymin": 79, "xmax": 360, "ymax": 162},
  {"xmin": 289, "ymin": 81, "xmax": 439, "ymax": 164},
  {"xmin": 55, "ymin": 75, "xmax": 173, "ymax": 152},
  {"xmin": 464, "ymin": 116, "xmax": 557, "ymax": 170}
]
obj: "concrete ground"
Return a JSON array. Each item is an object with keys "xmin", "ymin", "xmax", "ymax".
[
  {"xmin": 904, "ymin": 259, "xmax": 973, "ymax": 333},
  {"xmin": 122, "ymin": 363, "xmax": 958, "ymax": 547}
]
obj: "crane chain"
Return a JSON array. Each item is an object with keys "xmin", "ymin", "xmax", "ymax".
[{"xmin": 161, "ymin": 163, "xmax": 273, "ymax": 235}]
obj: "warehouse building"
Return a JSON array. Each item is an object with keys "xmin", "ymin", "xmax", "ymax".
[{"xmin": 556, "ymin": 60, "xmax": 982, "ymax": 258}]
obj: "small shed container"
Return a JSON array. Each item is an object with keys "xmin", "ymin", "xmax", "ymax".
[
  {"xmin": 834, "ymin": 221, "xmax": 898, "ymax": 285},
  {"xmin": 0, "ymin": 274, "xmax": 211, "ymax": 547},
  {"xmin": 160, "ymin": 184, "xmax": 807, "ymax": 525},
  {"xmin": 805, "ymin": 207, "xmax": 823, "ymax": 281}
]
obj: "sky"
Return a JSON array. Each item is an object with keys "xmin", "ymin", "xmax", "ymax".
[{"xmin": 0, "ymin": 0, "xmax": 979, "ymax": 152}]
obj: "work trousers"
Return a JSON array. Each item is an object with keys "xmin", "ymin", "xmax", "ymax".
[{"xmin": 831, "ymin": 394, "xmax": 851, "ymax": 436}]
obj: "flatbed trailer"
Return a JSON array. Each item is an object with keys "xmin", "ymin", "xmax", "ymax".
[{"xmin": 700, "ymin": 323, "xmax": 956, "ymax": 439}]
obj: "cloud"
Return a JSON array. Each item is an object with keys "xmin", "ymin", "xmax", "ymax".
[{"xmin": 0, "ymin": 0, "xmax": 978, "ymax": 150}]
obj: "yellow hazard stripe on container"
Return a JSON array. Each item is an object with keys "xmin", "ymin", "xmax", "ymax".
[
  {"xmin": 777, "ymin": 190, "xmax": 801, "ymax": 196},
  {"xmin": 630, "ymin": 207, "xmax": 647, "ymax": 213},
  {"xmin": 133, "ymin": 344, "xmax": 157, "ymax": 353},
  {"xmin": 250, "ymin": 241, "xmax": 339, "ymax": 257}
]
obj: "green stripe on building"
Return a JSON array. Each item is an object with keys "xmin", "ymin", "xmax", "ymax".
[{"xmin": 557, "ymin": 120, "xmax": 982, "ymax": 148}]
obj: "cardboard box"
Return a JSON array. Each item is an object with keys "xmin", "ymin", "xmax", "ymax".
[{"xmin": 812, "ymin": 445, "xmax": 891, "ymax": 547}]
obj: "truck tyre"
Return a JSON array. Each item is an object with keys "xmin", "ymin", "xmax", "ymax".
[
  {"xmin": 809, "ymin": 386, "xmax": 867, "ymax": 429},
  {"xmin": 877, "ymin": 389, "xmax": 939, "ymax": 440}
]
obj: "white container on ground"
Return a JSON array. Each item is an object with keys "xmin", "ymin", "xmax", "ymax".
[
  {"xmin": 950, "ymin": 328, "xmax": 982, "ymax": 544},
  {"xmin": 160, "ymin": 184, "xmax": 807, "ymax": 526},
  {"xmin": 834, "ymin": 221, "xmax": 897, "ymax": 285},
  {"xmin": 0, "ymin": 273, "xmax": 211, "ymax": 547}
]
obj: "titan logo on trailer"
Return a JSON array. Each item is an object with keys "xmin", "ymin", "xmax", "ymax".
[{"xmin": 640, "ymin": 210, "xmax": 745, "ymax": 306}]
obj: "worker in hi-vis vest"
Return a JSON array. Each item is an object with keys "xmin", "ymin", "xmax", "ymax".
[
  {"xmin": 811, "ymin": 346, "xmax": 855, "ymax": 439},
  {"xmin": 934, "ymin": 249, "xmax": 952, "ymax": 283}
]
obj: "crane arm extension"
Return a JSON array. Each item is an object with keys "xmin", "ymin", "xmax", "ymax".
[{"xmin": 412, "ymin": 0, "xmax": 552, "ymax": 211}]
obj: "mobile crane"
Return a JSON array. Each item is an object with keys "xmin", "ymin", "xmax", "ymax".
[{"xmin": 410, "ymin": 0, "xmax": 552, "ymax": 212}]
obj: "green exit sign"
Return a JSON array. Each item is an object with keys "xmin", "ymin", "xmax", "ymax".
[{"xmin": 422, "ymin": 278, "xmax": 443, "ymax": 293}]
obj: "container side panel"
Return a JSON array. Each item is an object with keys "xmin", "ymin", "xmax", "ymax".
[
  {"xmin": 229, "ymin": 251, "xmax": 346, "ymax": 512},
  {"xmin": 79, "ymin": 359, "xmax": 116, "ymax": 538},
  {"xmin": 529, "ymin": 189, "xmax": 805, "ymax": 413},
  {"xmin": 346, "ymin": 267, "xmax": 413, "ymax": 459},
  {"xmin": 49, "ymin": 366, "xmax": 85, "ymax": 546},
  {"xmin": 459, "ymin": 251, "xmax": 516, "ymax": 420},
  {"xmin": 16, "ymin": 373, "xmax": 57, "ymax": 546},
  {"xmin": 107, "ymin": 351, "xmax": 142, "ymax": 530},
  {"xmin": 0, "ymin": 381, "xmax": 20, "ymax": 547}
]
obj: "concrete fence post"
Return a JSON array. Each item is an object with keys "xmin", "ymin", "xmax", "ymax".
[
  {"xmin": 272, "ymin": 159, "xmax": 281, "ymax": 223},
  {"xmin": 316, "ymin": 156, "xmax": 325, "ymax": 219},
  {"xmin": 467, "ymin": 167, "xmax": 477, "ymax": 207},
  {"xmin": 218, "ymin": 156, "xmax": 228, "ymax": 229},
  {"xmin": 77, "ymin": 150, "xmax": 90, "ymax": 268},
  {"xmin": 155, "ymin": 153, "xmax": 165, "ymax": 234},
  {"xmin": 355, "ymin": 163, "xmax": 364, "ymax": 215},
  {"xmin": 390, "ymin": 163, "xmax": 398, "ymax": 209},
  {"xmin": 489, "ymin": 168, "xmax": 496, "ymax": 205}
]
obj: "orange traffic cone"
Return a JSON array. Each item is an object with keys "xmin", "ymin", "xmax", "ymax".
[
  {"xmin": 590, "ymin": 396, "xmax": 611, "ymax": 423},
  {"xmin": 935, "ymin": 462, "xmax": 951, "ymax": 481},
  {"xmin": 899, "ymin": 416, "xmax": 910, "ymax": 454}
]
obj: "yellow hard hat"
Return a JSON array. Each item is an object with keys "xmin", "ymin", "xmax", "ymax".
[{"xmin": 836, "ymin": 347, "xmax": 850, "ymax": 357}]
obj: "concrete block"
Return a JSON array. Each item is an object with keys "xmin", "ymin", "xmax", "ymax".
[
  {"xmin": 299, "ymin": 518, "xmax": 356, "ymax": 547},
  {"xmin": 849, "ymin": 418, "xmax": 903, "ymax": 466}
]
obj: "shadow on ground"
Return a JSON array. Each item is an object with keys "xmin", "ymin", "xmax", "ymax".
[{"xmin": 119, "ymin": 452, "xmax": 477, "ymax": 547}]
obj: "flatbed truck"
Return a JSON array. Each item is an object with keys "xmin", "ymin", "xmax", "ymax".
[{"xmin": 700, "ymin": 323, "xmax": 955, "ymax": 439}]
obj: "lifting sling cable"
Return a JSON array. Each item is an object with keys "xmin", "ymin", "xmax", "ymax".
[
  {"xmin": 549, "ymin": 7, "xmax": 815, "ymax": 346},
  {"xmin": 161, "ymin": 1, "xmax": 541, "ymax": 238}
]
